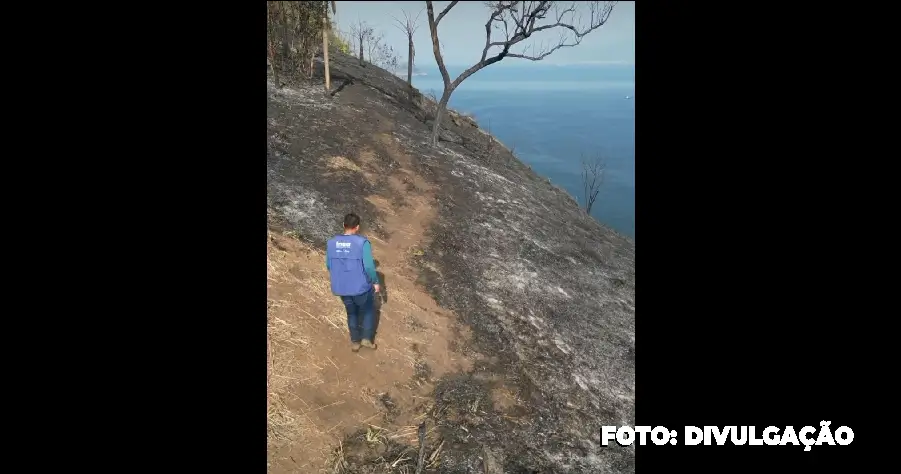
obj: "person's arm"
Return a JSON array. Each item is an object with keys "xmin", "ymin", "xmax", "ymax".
[
  {"xmin": 362, "ymin": 241, "xmax": 380, "ymax": 285},
  {"xmin": 325, "ymin": 254, "xmax": 330, "ymax": 270}
]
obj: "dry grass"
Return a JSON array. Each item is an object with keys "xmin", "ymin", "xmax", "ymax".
[
  {"xmin": 267, "ymin": 307, "xmax": 312, "ymax": 446},
  {"xmin": 327, "ymin": 155, "xmax": 363, "ymax": 173},
  {"xmin": 267, "ymin": 233, "xmax": 343, "ymax": 451},
  {"xmin": 328, "ymin": 423, "xmax": 444, "ymax": 474},
  {"xmin": 267, "ymin": 228, "xmax": 468, "ymax": 472}
]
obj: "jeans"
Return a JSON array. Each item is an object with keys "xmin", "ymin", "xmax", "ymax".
[{"xmin": 341, "ymin": 289, "xmax": 375, "ymax": 343}]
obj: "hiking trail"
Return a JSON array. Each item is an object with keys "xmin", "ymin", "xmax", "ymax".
[{"xmin": 267, "ymin": 86, "xmax": 476, "ymax": 471}]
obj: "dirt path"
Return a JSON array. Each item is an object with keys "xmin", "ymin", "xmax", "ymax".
[{"xmin": 267, "ymin": 124, "xmax": 472, "ymax": 473}]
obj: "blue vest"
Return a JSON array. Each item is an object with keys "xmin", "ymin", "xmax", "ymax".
[{"xmin": 326, "ymin": 234, "xmax": 373, "ymax": 296}]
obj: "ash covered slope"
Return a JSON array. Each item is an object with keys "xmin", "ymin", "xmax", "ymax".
[
  {"xmin": 417, "ymin": 108, "xmax": 636, "ymax": 473},
  {"xmin": 268, "ymin": 52, "xmax": 635, "ymax": 472}
]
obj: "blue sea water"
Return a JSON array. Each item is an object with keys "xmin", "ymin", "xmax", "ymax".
[{"xmin": 412, "ymin": 63, "xmax": 635, "ymax": 239}]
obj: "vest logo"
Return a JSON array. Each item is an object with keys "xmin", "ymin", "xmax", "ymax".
[{"xmin": 336, "ymin": 241, "xmax": 352, "ymax": 248}]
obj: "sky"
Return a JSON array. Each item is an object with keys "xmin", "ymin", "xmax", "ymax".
[{"xmin": 333, "ymin": 1, "xmax": 634, "ymax": 70}]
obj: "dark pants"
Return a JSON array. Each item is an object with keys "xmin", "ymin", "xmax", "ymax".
[{"xmin": 341, "ymin": 289, "xmax": 375, "ymax": 343}]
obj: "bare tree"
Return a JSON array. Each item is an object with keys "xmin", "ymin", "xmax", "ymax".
[
  {"xmin": 387, "ymin": 46, "xmax": 400, "ymax": 74},
  {"xmin": 347, "ymin": 23, "xmax": 400, "ymax": 73},
  {"xmin": 392, "ymin": 8, "xmax": 425, "ymax": 87},
  {"xmin": 373, "ymin": 42, "xmax": 400, "ymax": 74},
  {"xmin": 365, "ymin": 33, "xmax": 399, "ymax": 73},
  {"xmin": 581, "ymin": 153, "xmax": 605, "ymax": 214},
  {"xmin": 350, "ymin": 19, "xmax": 374, "ymax": 65},
  {"xmin": 366, "ymin": 30, "xmax": 384, "ymax": 67},
  {"xmin": 425, "ymin": 1, "xmax": 616, "ymax": 147}
]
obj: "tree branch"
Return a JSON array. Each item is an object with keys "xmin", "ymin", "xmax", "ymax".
[
  {"xmin": 413, "ymin": 7, "xmax": 426, "ymax": 28},
  {"xmin": 435, "ymin": 1, "xmax": 460, "ymax": 25},
  {"xmin": 426, "ymin": 1, "xmax": 452, "ymax": 88},
  {"xmin": 482, "ymin": 1, "xmax": 615, "ymax": 62},
  {"xmin": 481, "ymin": 3, "xmax": 515, "ymax": 62},
  {"xmin": 505, "ymin": 35, "xmax": 578, "ymax": 60},
  {"xmin": 581, "ymin": 152, "xmax": 605, "ymax": 213},
  {"xmin": 392, "ymin": 8, "xmax": 424, "ymax": 38},
  {"xmin": 392, "ymin": 15, "xmax": 405, "ymax": 34}
]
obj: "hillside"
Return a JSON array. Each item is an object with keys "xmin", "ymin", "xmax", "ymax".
[{"xmin": 267, "ymin": 51, "xmax": 635, "ymax": 473}]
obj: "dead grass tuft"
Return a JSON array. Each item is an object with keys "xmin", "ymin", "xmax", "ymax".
[{"xmin": 327, "ymin": 155, "xmax": 363, "ymax": 173}]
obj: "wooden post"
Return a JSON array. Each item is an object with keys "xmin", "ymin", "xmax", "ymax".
[{"xmin": 322, "ymin": 16, "xmax": 330, "ymax": 93}]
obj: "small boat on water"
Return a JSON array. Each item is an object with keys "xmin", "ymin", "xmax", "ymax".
[{"xmin": 625, "ymin": 95, "xmax": 632, "ymax": 99}]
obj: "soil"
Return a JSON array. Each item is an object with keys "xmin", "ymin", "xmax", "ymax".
[{"xmin": 268, "ymin": 51, "xmax": 635, "ymax": 473}]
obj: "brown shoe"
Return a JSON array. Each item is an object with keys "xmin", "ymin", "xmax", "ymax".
[
  {"xmin": 351, "ymin": 342, "xmax": 361, "ymax": 352},
  {"xmin": 361, "ymin": 339, "xmax": 377, "ymax": 350}
]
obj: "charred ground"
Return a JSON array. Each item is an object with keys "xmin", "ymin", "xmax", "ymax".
[{"xmin": 268, "ymin": 51, "xmax": 635, "ymax": 473}]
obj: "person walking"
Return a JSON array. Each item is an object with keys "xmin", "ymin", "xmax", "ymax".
[{"xmin": 326, "ymin": 213, "xmax": 381, "ymax": 352}]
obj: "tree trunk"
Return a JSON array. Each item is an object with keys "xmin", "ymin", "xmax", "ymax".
[
  {"xmin": 359, "ymin": 42, "xmax": 364, "ymax": 65},
  {"xmin": 322, "ymin": 16, "xmax": 330, "ymax": 93},
  {"xmin": 271, "ymin": 60, "xmax": 279, "ymax": 87},
  {"xmin": 430, "ymin": 88, "xmax": 452, "ymax": 147},
  {"xmin": 426, "ymin": 1, "xmax": 455, "ymax": 147},
  {"xmin": 407, "ymin": 39, "xmax": 414, "ymax": 85},
  {"xmin": 268, "ymin": 41, "xmax": 280, "ymax": 87}
]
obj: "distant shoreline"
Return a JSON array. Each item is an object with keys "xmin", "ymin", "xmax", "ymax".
[{"xmin": 393, "ymin": 71, "xmax": 427, "ymax": 78}]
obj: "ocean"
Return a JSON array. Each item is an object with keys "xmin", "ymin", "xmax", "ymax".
[{"xmin": 412, "ymin": 63, "xmax": 635, "ymax": 240}]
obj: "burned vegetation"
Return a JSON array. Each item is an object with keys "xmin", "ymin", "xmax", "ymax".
[{"xmin": 268, "ymin": 34, "xmax": 633, "ymax": 474}]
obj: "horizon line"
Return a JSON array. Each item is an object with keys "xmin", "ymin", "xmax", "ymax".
[{"xmin": 433, "ymin": 60, "xmax": 634, "ymax": 68}]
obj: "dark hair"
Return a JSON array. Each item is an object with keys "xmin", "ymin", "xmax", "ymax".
[{"xmin": 343, "ymin": 213, "xmax": 361, "ymax": 229}]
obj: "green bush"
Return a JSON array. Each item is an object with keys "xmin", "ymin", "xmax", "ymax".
[{"xmin": 331, "ymin": 25, "xmax": 351, "ymax": 54}]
